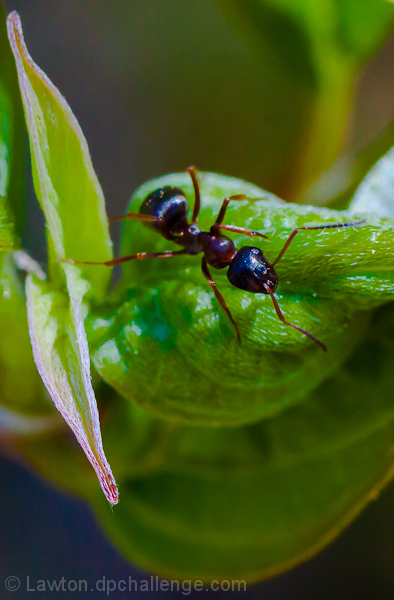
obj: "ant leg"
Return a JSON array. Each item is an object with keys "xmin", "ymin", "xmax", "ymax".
[
  {"xmin": 211, "ymin": 195, "xmax": 268, "ymax": 239},
  {"xmin": 111, "ymin": 210, "xmax": 180, "ymax": 244},
  {"xmin": 264, "ymin": 285, "xmax": 327, "ymax": 352},
  {"xmin": 108, "ymin": 213, "xmax": 158, "ymax": 223},
  {"xmin": 187, "ymin": 166, "xmax": 201, "ymax": 224},
  {"xmin": 271, "ymin": 220, "xmax": 366, "ymax": 268},
  {"xmin": 60, "ymin": 249, "xmax": 187, "ymax": 267},
  {"xmin": 201, "ymin": 256, "xmax": 241, "ymax": 343},
  {"xmin": 215, "ymin": 223, "xmax": 268, "ymax": 240},
  {"xmin": 214, "ymin": 194, "xmax": 248, "ymax": 227}
]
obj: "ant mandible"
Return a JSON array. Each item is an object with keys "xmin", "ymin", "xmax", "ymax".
[{"xmin": 65, "ymin": 166, "xmax": 364, "ymax": 351}]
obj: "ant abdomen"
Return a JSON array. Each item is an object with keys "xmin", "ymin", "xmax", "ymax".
[
  {"xmin": 227, "ymin": 246, "xmax": 278, "ymax": 294},
  {"xmin": 140, "ymin": 186, "xmax": 188, "ymax": 232}
]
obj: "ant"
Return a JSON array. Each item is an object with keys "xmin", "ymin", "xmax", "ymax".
[{"xmin": 64, "ymin": 166, "xmax": 364, "ymax": 351}]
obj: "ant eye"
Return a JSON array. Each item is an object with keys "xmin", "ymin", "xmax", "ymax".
[
  {"xmin": 140, "ymin": 186, "xmax": 188, "ymax": 231},
  {"xmin": 227, "ymin": 246, "xmax": 278, "ymax": 293}
]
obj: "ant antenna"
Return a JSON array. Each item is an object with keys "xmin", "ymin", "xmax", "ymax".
[{"xmin": 272, "ymin": 220, "xmax": 366, "ymax": 267}]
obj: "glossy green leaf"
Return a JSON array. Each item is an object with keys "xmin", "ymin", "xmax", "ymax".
[
  {"xmin": 88, "ymin": 171, "xmax": 393, "ymax": 426},
  {"xmin": 7, "ymin": 12, "xmax": 117, "ymax": 503},
  {"xmin": 88, "ymin": 148, "xmax": 394, "ymax": 581}
]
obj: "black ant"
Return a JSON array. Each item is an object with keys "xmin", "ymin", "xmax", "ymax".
[{"xmin": 64, "ymin": 166, "xmax": 364, "ymax": 351}]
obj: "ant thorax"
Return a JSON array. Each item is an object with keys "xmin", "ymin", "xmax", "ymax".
[
  {"xmin": 176, "ymin": 223, "xmax": 204, "ymax": 255},
  {"xmin": 198, "ymin": 231, "xmax": 237, "ymax": 269}
]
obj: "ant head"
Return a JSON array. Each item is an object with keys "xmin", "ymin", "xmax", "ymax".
[
  {"xmin": 227, "ymin": 246, "xmax": 278, "ymax": 294},
  {"xmin": 140, "ymin": 186, "xmax": 188, "ymax": 232}
]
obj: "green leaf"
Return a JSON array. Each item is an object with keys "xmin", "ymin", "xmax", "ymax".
[
  {"xmin": 26, "ymin": 269, "xmax": 118, "ymax": 504},
  {"xmin": 7, "ymin": 12, "xmax": 117, "ymax": 504},
  {"xmin": 6, "ymin": 11, "xmax": 112, "ymax": 296},
  {"xmin": 88, "ymin": 171, "xmax": 394, "ymax": 426}
]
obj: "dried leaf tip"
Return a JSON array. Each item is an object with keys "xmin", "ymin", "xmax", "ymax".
[{"xmin": 6, "ymin": 11, "xmax": 22, "ymax": 46}]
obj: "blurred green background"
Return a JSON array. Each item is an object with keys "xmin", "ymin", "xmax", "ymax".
[
  {"xmin": 2, "ymin": 0, "xmax": 394, "ymax": 597},
  {"xmin": 10, "ymin": 0, "xmax": 394, "ymax": 257}
]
